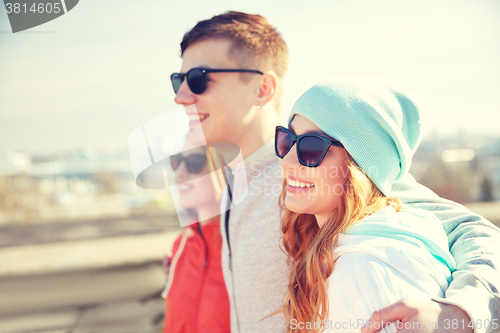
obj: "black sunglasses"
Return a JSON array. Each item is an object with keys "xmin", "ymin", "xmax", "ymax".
[
  {"xmin": 275, "ymin": 126, "xmax": 344, "ymax": 167},
  {"xmin": 171, "ymin": 67, "xmax": 264, "ymax": 95},
  {"xmin": 170, "ymin": 153, "xmax": 207, "ymax": 174}
]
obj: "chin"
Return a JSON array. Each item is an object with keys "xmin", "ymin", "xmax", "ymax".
[
  {"xmin": 179, "ymin": 199, "xmax": 193, "ymax": 208},
  {"xmin": 187, "ymin": 128, "xmax": 206, "ymax": 146},
  {"xmin": 285, "ymin": 197, "xmax": 314, "ymax": 215}
]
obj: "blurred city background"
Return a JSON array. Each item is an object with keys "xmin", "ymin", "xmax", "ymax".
[
  {"xmin": 1, "ymin": 0, "xmax": 499, "ymax": 332},
  {"xmin": 2, "ymin": 132, "xmax": 500, "ymax": 228},
  {"xmin": 1, "ymin": 131, "xmax": 500, "ymax": 332}
]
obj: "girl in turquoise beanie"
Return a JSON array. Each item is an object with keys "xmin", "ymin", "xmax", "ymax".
[{"xmin": 274, "ymin": 77, "xmax": 456, "ymax": 332}]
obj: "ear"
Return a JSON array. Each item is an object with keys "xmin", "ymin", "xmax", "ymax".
[{"xmin": 255, "ymin": 71, "xmax": 277, "ymax": 107}]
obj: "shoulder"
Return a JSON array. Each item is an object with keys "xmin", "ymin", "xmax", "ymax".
[
  {"xmin": 346, "ymin": 205, "xmax": 442, "ymax": 235},
  {"xmin": 172, "ymin": 226, "xmax": 198, "ymax": 255},
  {"xmin": 330, "ymin": 232, "xmax": 452, "ymax": 308},
  {"xmin": 330, "ymin": 247, "xmax": 433, "ymax": 292},
  {"xmin": 327, "ymin": 251, "xmax": 415, "ymax": 328},
  {"xmin": 327, "ymin": 247, "xmax": 448, "ymax": 328},
  {"xmin": 343, "ymin": 205, "xmax": 456, "ymax": 272}
]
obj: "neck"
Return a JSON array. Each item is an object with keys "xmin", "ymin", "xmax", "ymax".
[
  {"xmin": 236, "ymin": 106, "xmax": 282, "ymax": 161},
  {"xmin": 197, "ymin": 202, "xmax": 220, "ymax": 225},
  {"xmin": 315, "ymin": 214, "xmax": 328, "ymax": 228}
]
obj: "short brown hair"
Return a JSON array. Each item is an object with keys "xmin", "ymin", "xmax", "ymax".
[{"xmin": 180, "ymin": 11, "xmax": 289, "ymax": 109}]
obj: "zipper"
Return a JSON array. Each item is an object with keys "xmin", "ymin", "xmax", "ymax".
[
  {"xmin": 195, "ymin": 225, "xmax": 208, "ymax": 331},
  {"xmin": 225, "ymin": 207, "xmax": 232, "ymax": 271},
  {"xmin": 222, "ymin": 167, "xmax": 234, "ymax": 271},
  {"xmin": 197, "ymin": 223, "xmax": 208, "ymax": 269},
  {"xmin": 230, "ymin": 262, "xmax": 241, "ymax": 332},
  {"xmin": 224, "ymin": 206, "xmax": 241, "ymax": 332},
  {"xmin": 223, "ymin": 169, "xmax": 242, "ymax": 332}
]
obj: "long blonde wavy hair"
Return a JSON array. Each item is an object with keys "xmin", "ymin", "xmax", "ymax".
[{"xmin": 279, "ymin": 152, "xmax": 401, "ymax": 332}]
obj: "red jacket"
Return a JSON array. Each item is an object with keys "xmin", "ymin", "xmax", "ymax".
[{"xmin": 162, "ymin": 218, "xmax": 230, "ymax": 333}]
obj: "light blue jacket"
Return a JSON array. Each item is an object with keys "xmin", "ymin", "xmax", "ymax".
[
  {"xmin": 392, "ymin": 173, "xmax": 500, "ymax": 333},
  {"xmin": 327, "ymin": 205, "xmax": 455, "ymax": 333}
]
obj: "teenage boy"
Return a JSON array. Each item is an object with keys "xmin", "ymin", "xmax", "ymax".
[{"xmin": 171, "ymin": 11, "xmax": 499, "ymax": 332}]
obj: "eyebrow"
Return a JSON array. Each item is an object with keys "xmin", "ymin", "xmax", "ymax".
[
  {"xmin": 179, "ymin": 65, "xmax": 213, "ymax": 74},
  {"xmin": 288, "ymin": 123, "xmax": 336, "ymax": 140}
]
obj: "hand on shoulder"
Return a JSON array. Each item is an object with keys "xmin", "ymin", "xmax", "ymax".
[{"xmin": 361, "ymin": 298, "xmax": 473, "ymax": 333}]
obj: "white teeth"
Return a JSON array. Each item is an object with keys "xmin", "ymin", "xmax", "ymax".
[
  {"xmin": 287, "ymin": 178, "xmax": 314, "ymax": 188},
  {"xmin": 178, "ymin": 184, "xmax": 193, "ymax": 190},
  {"xmin": 188, "ymin": 114, "xmax": 208, "ymax": 121}
]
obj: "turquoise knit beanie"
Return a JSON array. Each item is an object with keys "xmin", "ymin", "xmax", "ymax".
[{"xmin": 288, "ymin": 77, "xmax": 422, "ymax": 196}]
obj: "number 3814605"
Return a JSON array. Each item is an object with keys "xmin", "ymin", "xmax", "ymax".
[
  {"xmin": 5, "ymin": 3, "xmax": 62, "ymax": 14},
  {"xmin": 444, "ymin": 319, "xmax": 498, "ymax": 330}
]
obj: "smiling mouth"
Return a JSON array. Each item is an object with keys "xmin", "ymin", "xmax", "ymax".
[
  {"xmin": 287, "ymin": 178, "xmax": 315, "ymax": 188},
  {"xmin": 178, "ymin": 183, "xmax": 194, "ymax": 193},
  {"xmin": 188, "ymin": 113, "xmax": 209, "ymax": 126}
]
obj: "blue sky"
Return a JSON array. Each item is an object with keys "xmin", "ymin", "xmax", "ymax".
[{"xmin": 1, "ymin": 0, "xmax": 499, "ymax": 153}]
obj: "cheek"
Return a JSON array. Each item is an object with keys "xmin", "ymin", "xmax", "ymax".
[
  {"xmin": 175, "ymin": 170, "xmax": 195, "ymax": 184},
  {"xmin": 311, "ymin": 166, "xmax": 348, "ymax": 207},
  {"xmin": 192, "ymin": 176, "xmax": 216, "ymax": 199},
  {"xmin": 207, "ymin": 99, "xmax": 236, "ymax": 127},
  {"xmin": 321, "ymin": 176, "xmax": 346, "ymax": 205},
  {"xmin": 179, "ymin": 176, "xmax": 216, "ymax": 205},
  {"xmin": 221, "ymin": 87, "xmax": 253, "ymax": 118},
  {"xmin": 325, "ymin": 170, "xmax": 348, "ymax": 192},
  {"xmin": 198, "ymin": 176, "xmax": 214, "ymax": 191}
]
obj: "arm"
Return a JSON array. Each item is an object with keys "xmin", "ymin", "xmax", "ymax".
[
  {"xmin": 163, "ymin": 255, "xmax": 171, "ymax": 281},
  {"xmin": 381, "ymin": 174, "xmax": 500, "ymax": 333},
  {"xmin": 362, "ymin": 299, "xmax": 475, "ymax": 333},
  {"xmin": 327, "ymin": 236, "xmax": 453, "ymax": 333}
]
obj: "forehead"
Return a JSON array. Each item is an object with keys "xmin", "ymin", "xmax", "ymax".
[
  {"xmin": 180, "ymin": 38, "xmax": 240, "ymax": 72},
  {"xmin": 289, "ymin": 115, "xmax": 322, "ymax": 134},
  {"xmin": 289, "ymin": 115, "xmax": 337, "ymax": 140},
  {"xmin": 181, "ymin": 144, "xmax": 205, "ymax": 155}
]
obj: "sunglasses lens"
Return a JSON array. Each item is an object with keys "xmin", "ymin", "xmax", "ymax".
[
  {"xmin": 170, "ymin": 154, "xmax": 182, "ymax": 171},
  {"xmin": 187, "ymin": 69, "xmax": 206, "ymax": 94},
  {"xmin": 298, "ymin": 137, "xmax": 325, "ymax": 166},
  {"xmin": 185, "ymin": 154, "xmax": 207, "ymax": 174},
  {"xmin": 171, "ymin": 74, "xmax": 183, "ymax": 94},
  {"xmin": 276, "ymin": 128, "xmax": 293, "ymax": 158}
]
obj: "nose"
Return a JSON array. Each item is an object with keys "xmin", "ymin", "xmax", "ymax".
[
  {"xmin": 174, "ymin": 161, "xmax": 191, "ymax": 184},
  {"xmin": 174, "ymin": 79, "xmax": 196, "ymax": 106},
  {"xmin": 279, "ymin": 143, "xmax": 302, "ymax": 172}
]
